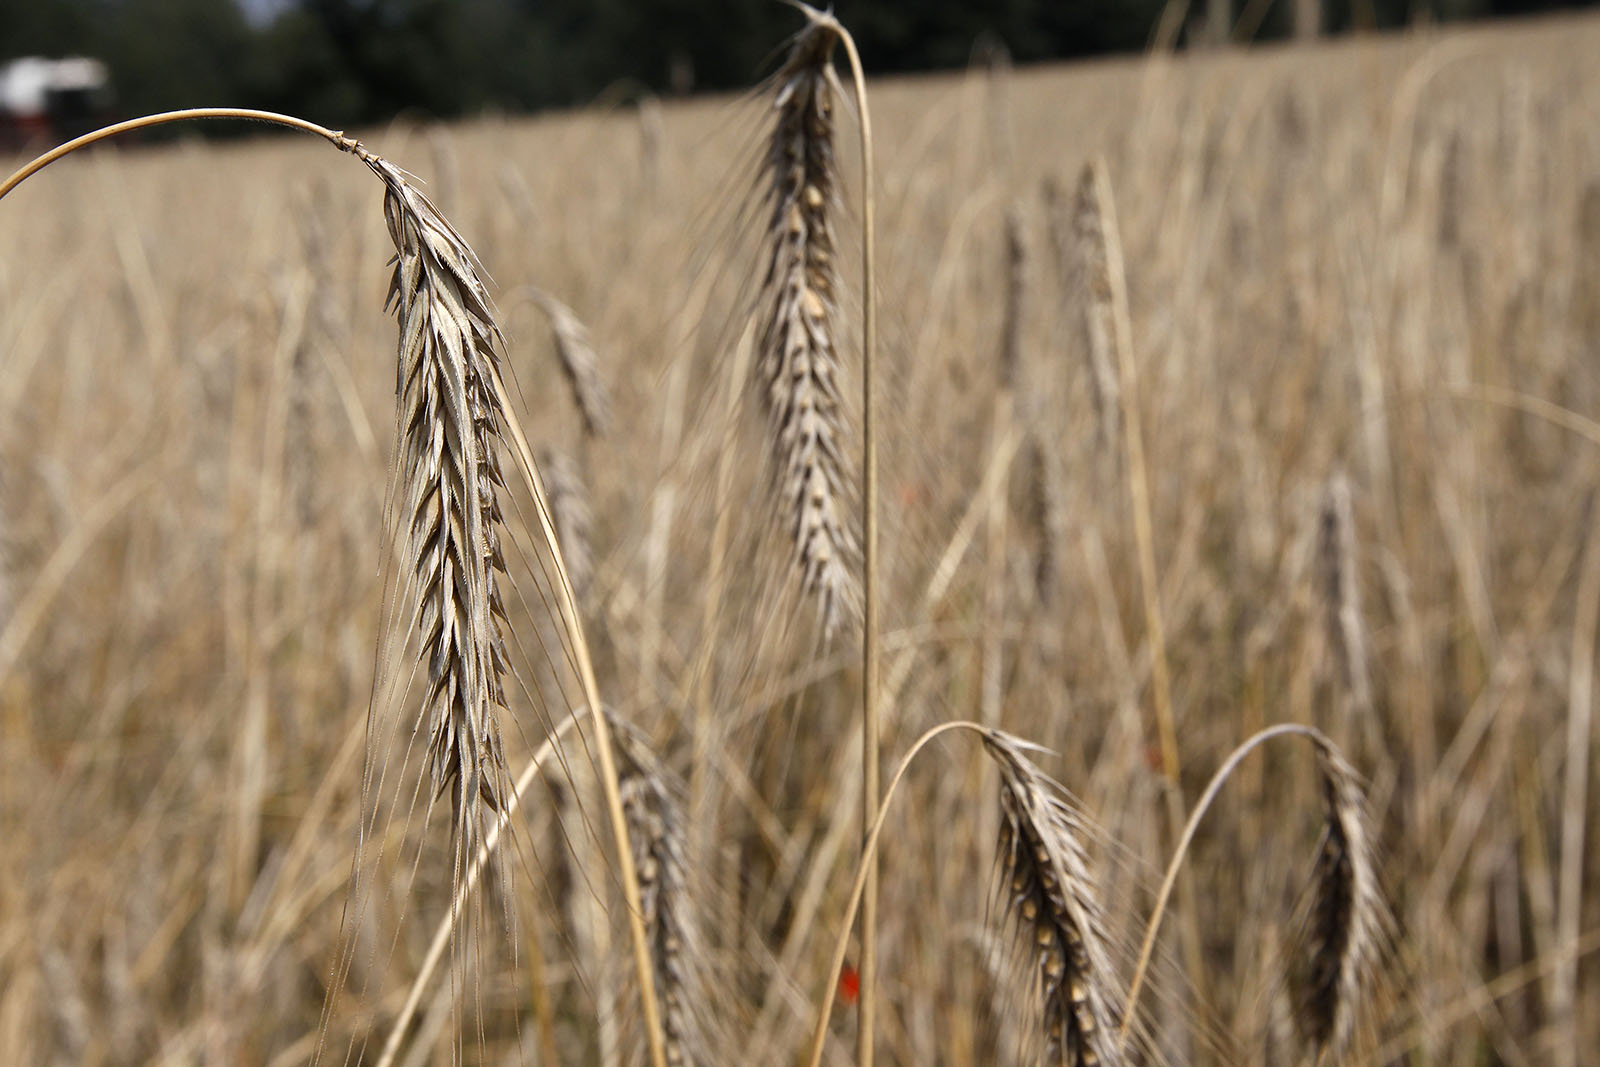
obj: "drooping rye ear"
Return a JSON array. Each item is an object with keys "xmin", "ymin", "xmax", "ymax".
[
  {"xmin": 1292, "ymin": 739, "xmax": 1392, "ymax": 1059},
  {"xmin": 983, "ymin": 731, "xmax": 1127, "ymax": 1067},
  {"xmin": 367, "ymin": 154, "xmax": 512, "ymax": 856}
]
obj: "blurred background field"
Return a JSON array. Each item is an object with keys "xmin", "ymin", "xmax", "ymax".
[{"xmin": 2, "ymin": 8, "xmax": 1600, "ymax": 1065}]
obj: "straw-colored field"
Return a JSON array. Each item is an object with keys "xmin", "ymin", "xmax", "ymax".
[{"xmin": 2, "ymin": 11, "xmax": 1599, "ymax": 1064}]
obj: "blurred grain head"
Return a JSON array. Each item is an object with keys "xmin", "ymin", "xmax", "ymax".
[{"xmin": 752, "ymin": 13, "xmax": 861, "ymax": 640}]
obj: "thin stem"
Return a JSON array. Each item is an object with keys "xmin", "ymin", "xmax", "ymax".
[
  {"xmin": 825, "ymin": 16, "xmax": 882, "ymax": 1067},
  {"xmin": 1445, "ymin": 382, "xmax": 1600, "ymax": 450},
  {"xmin": 1090, "ymin": 155, "xmax": 1210, "ymax": 1019},
  {"xmin": 0, "ymin": 108, "xmax": 360, "ymax": 202},
  {"xmin": 804, "ymin": 721, "xmax": 987, "ymax": 1067},
  {"xmin": 1119, "ymin": 723, "xmax": 1328, "ymax": 1043},
  {"xmin": 1551, "ymin": 500, "xmax": 1600, "ymax": 1067},
  {"xmin": 1092, "ymin": 158, "xmax": 1180, "ymax": 797}
]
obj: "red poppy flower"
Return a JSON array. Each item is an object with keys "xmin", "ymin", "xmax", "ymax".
[{"xmin": 837, "ymin": 964, "xmax": 860, "ymax": 1004}]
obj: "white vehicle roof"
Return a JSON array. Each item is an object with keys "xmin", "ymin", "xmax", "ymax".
[{"xmin": 0, "ymin": 57, "xmax": 110, "ymax": 117}]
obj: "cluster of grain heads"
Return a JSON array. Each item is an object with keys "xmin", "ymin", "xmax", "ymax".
[
  {"xmin": 753, "ymin": 8, "xmax": 860, "ymax": 640},
  {"xmin": 1292, "ymin": 739, "xmax": 1393, "ymax": 1062},
  {"xmin": 364, "ymin": 152, "xmax": 513, "ymax": 860},
  {"xmin": 530, "ymin": 286, "xmax": 614, "ymax": 438},
  {"xmin": 983, "ymin": 731, "xmax": 1127, "ymax": 1067},
  {"xmin": 752, "ymin": 8, "xmax": 885, "ymax": 1063}
]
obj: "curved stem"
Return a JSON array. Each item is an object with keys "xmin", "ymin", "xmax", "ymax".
[
  {"xmin": 1118, "ymin": 723, "xmax": 1329, "ymax": 1044},
  {"xmin": 375, "ymin": 708, "xmax": 590, "ymax": 1067},
  {"xmin": 0, "ymin": 108, "xmax": 362, "ymax": 202},
  {"xmin": 803, "ymin": 720, "xmax": 986, "ymax": 1067},
  {"xmin": 1445, "ymin": 382, "xmax": 1600, "ymax": 451}
]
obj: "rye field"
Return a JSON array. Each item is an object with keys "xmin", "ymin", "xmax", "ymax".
[{"xmin": 2, "ymin": 10, "xmax": 1599, "ymax": 1065}]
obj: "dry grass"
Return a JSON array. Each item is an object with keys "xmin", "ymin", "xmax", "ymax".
[{"xmin": 3, "ymin": 11, "xmax": 1600, "ymax": 1065}]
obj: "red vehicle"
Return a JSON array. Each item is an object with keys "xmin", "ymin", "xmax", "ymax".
[{"xmin": 0, "ymin": 56, "xmax": 113, "ymax": 152}]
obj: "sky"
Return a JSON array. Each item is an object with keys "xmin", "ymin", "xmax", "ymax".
[{"xmin": 235, "ymin": 0, "xmax": 292, "ymax": 28}]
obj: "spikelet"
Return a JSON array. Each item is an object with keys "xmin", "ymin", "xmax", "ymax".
[
  {"xmin": 531, "ymin": 287, "xmax": 614, "ymax": 438},
  {"xmin": 366, "ymin": 154, "xmax": 511, "ymax": 851},
  {"xmin": 1291, "ymin": 739, "xmax": 1392, "ymax": 1059},
  {"xmin": 753, "ymin": 9, "xmax": 860, "ymax": 639},
  {"xmin": 983, "ymin": 731, "xmax": 1127, "ymax": 1066}
]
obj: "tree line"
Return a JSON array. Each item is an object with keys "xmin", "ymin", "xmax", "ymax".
[{"xmin": 1, "ymin": 0, "xmax": 1589, "ymax": 131}]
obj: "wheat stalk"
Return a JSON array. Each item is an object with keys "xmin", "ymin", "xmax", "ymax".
[
  {"xmin": 984, "ymin": 731, "xmax": 1126, "ymax": 1067},
  {"xmin": 1120, "ymin": 725, "xmax": 1392, "ymax": 1061},
  {"xmin": 364, "ymin": 145, "xmax": 666, "ymax": 1067},
  {"xmin": 752, "ymin": 16, "xmax": 885, "ymax": 1058},
  {"xmin": 0, "ymin": 107, "xmax": 671, "ymax": 1067},
  {"xmin": 1291, "ymin": 741, "xmax": 1392, "ymax": 1060},
  {"xmin": 753, "ymin": 9, "xmax": 860, "ymax": 640}
]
